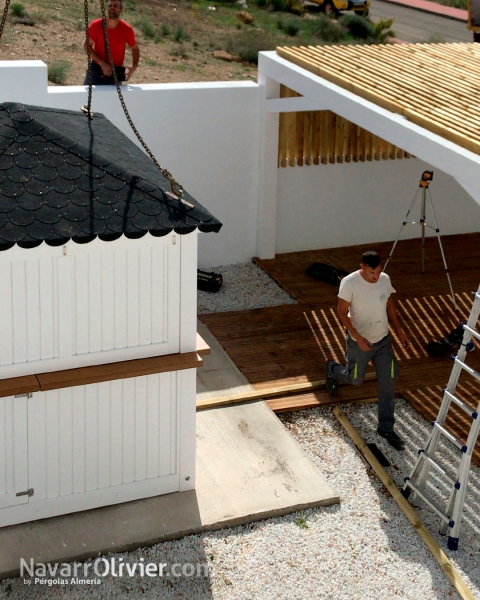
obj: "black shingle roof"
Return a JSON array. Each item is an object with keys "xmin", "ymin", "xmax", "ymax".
[{"xmin": 0, "ymin": 102, "xmax": 222, "ymax": 250}]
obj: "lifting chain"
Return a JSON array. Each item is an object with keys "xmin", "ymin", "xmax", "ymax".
[
  {"xmin": 0, "ymin": 0, "xmax": 11, "ymax": 43},
  {"xmin": 97, "ymin": 0, "xmax": 184, "ymax": 199},
  {"xmin": 83, "ymin": 0, "xmax": 93, "ymax": 118}
]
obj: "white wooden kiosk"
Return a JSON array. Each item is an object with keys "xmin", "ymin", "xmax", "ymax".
[{"xmin": 0, "ymin": 102, "xmax": 221, "ymax": 527}]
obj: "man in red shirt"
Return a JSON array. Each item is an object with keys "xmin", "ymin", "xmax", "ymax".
[{"xmin": 83, "ymin": 0, "xmax": 140, "ymax": 85}]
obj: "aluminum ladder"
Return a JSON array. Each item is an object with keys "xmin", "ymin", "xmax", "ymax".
[{"xmin": 401, "ymin": 285, "xmax": 480, "ymax": 551}]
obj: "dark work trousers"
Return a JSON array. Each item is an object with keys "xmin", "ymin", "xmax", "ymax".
[
  {"xmin": 83, "ymin": 62, "xmax": 125, "ymax": 85},
  {"xmin": 328, "ymin": 333, "xmax": 398, "ymax": 432}
]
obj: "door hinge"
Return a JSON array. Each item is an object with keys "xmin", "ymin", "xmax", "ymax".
[
  {"xmin": 15, "ymin": 393, "xmax": 33, "ymax": 398},
  {"xmin": 16, "ymin": 488, "xmax": 34, "ymax": 498}
]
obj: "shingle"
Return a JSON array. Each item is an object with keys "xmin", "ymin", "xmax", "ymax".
[{"xmin": 0, "ymin": 102, "xmax": 222, "ymax": 249}]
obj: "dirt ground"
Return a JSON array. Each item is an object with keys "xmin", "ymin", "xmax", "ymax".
[{"xmin": 0, "ymin": 0, "xmax": 260, "ymax": 86}]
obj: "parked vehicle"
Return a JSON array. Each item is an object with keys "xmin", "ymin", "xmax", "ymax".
[{"xmin": 309, "ymin": 0, "xmax": 370, "ymax": 17}]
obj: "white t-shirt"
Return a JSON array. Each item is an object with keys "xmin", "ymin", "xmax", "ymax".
[{"xmin": 338, "ymin": 271, "xmax": 396, "ymax": 343}]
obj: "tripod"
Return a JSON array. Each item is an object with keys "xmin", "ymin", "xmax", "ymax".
[{"xmin": 383, "ymin": 171, "xmax": 458, "ymax": 311}]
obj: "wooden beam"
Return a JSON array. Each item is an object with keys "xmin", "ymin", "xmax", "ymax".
[
  {"xmin": 333, "ymin": 407, "xmax": 477, "ymax": 600},
  {"xmin": 0, "ymin": 376, "xmax": 40, "ymax": 399},
  {"xmin": 37, "ymin": 352, "xmax": 203, "ymax": 392},
  {"xmin": 196, "ymin": 372, "xmax": 376, "ymax": 411}
]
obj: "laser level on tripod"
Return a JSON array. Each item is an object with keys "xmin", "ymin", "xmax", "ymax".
[{"xmin": 384, "ymin": 171, "xmax": 458, "ymax": 311}]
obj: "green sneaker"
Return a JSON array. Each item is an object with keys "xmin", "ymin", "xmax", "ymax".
[{"xmin": 325, "ymin": 360, "xmax": 339, "ymax": 396}]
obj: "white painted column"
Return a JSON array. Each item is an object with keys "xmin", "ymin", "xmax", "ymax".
[{"xmin": 256, "ymin": 54, "xmax": 281, "ymax": 260}]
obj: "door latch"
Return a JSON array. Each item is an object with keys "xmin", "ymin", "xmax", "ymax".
[{"xmin": 16, "ymin": 488, "xmax": 34, "ymax": 497}]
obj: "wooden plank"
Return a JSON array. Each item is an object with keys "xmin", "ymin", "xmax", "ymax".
[
  {"xmin": 159, "ymin": 371, "xmax": 174, "ymax": 477},
  {"xmin": 0, "ymin": 262, "xmax": 13, "ymax": 366},
  {"xmin": 319, "ymin": 110, "xmax": 327, "ymax": 164},
  {"xmin": 26, "ymin": 260, "xmax": 41, "ymax": 362},
  {"xmin": 58, "ymin": 387, "xmax": 73, "ymax": 496},
  {"xmin": 109, "ymin": 380, "xmax": 123, "ymax": 487},
  {"xmin": 335, "ymin": 114, "xmax": 344, "ymax": 163},
  {"xmin": 312, "ymin": 110, "xmax": 322, "ymax": 165},
  {"xmin": 303, "ymin": 110, "xmax": 313, "ymax": 166},
  {"xmin": 87, "ymin": 253, "xmax": 102, "ymax": 353},
  {"xmin": 114, "ymin": 249, "xmax": 128, "ymax": 349},
  {"xmin": 72, "ymin": 385, "xmax": 86, "ymax": 493},
  {"xmin": 74, "ymin": 254, "xmax": 89, "ymax": 355},
  {"xmin": 146, "ymin": 374, "xmax": 160, "ymax": 478},
  {"xmin": 36, "ymin": 352, "xmax": 203, "ymax": 391},
  {"xmin": 12, "ymin": 261, "xmax": 27, "ymax": 365},
  {"xmin": 101, "ymin": 250, "xmax": 115, "ymax": 351},
  {"xmin": 0, "ymin": 375, "xmax": 40, "ymax": 399},
  {"xmin": 151, "ymin": 244, "xmax": 166, "ymax": 345},
  {"xmin": 196, "ymin": 373, "xmax": 377, "ymax": 410},
  {"xmin": 46, "ymin": 390, "xmax": 60, "ymax": 497},
  {"xmin": 139, "ymin": 247, "xmax": 153, "ymax": 347},
  {"xmin": 134, "ymin": 376, "xmax": 148, "ymax": 482},
  {"xmin": 333, "ymin": 407, "xmax": 477, "ymax": 600},
  {"xmin": 127, "ymin": 248, "xmax": 140, "ymax": 348},
  {"xmin": 97, "ymin": 381, "xmax": 111, "ymax": 488},
  {"xmin": 122, "ymin": 378, "xmax": 135, "ymax": 484},
  {"xmin": 328, "ymin": 111, "xmax": 336, "ymax": 164},
  {"xmin": 295, "ymin": 109, "xmax": 305, "ymax": 166}
]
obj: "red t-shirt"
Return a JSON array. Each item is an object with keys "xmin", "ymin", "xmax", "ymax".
[{"xmin": 89, "ymin": 19, "xmax": 136, "ymax": 66}]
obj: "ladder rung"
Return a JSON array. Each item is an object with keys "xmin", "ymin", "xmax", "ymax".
[
  {"xmin": 443, "ymin": 390, "xmax": 477, "ymax": 419},
  {"xmin": 451, "ymin": 356, "xmax": 480, "ymax": 383},
  {"xmin": 404, "ymin": 480, "xmax": 453, "ymax": 526},
  {"xmin": 433, "ymin": 422, "xmax": 467, "ymax": 452},
  {"xmin": 462, "ymin": 324, "xmax": 480, "ymax": 343},
  {"xmin": 418, "ymin": 451, "xmax": 456, "ymax": 487}
]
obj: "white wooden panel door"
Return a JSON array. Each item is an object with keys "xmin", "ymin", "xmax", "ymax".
[
  {"xmin": 27, "ymin": 373, "xmax": 180, "ymax": 505},
  {"xmin": 0, "ymin": 396, "xmax": 29, "ymax": 509}
]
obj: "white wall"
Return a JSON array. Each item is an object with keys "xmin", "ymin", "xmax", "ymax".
[
  {"xmin": 0, "ymin": 62, "xmax": 261, "ymax": 268},
  {"xmin": 276, "ymin": 158, "xmax": 480, "ymax": 254},
  {"xmin": 1, "ymin": 61, "xmax": 480, "ymax": 267}
]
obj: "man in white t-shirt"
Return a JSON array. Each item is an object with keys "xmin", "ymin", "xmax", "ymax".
[{"xmin": 326, "ymin": 250, "xmax": 410, "ymax": 451}]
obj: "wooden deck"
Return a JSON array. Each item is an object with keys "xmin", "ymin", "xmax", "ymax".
[{"xmin": 200, "ymin": 234, "xmax": 480, "ymax": 465}]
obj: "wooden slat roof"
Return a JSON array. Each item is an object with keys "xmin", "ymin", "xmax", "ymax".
[{"xmin": 276, "ymin": 42, "xmax": 480, "ymax": 156}]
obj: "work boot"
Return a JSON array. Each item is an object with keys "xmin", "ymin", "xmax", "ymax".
[
  {"xmin": 377, "ymin": 429, "xmax": 405, "ymax": 451},
  {"xmin": 325, "ymin": 360, "xmax": 338, "ymax": 396}
]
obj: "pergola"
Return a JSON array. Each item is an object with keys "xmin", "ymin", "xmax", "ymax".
[{"xmin": 257, "ymin": 43, "xmax": 480, "ymax": 259}]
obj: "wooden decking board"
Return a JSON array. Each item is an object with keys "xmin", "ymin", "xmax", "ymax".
[{"xmin": 200, "ymin": 234, "xmax": 480, "ymax": 466}]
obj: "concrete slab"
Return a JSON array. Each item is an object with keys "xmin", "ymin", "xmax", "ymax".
[
  {"xmin": 0, "ymin": 323, "xmax": 339, "ymax": 579},
  {"xmin": 196, "ymin": 320, "xmax": 254, "ymax": 400},
  {"xmin": 196, "ymin": 400, "xmax": 339, "ymax": 525}
]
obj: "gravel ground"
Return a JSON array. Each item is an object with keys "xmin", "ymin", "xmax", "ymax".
[
  {"xmin": 197, "ymin": 263, "xmax": 297, "ymax": 314},
  {"xmin": 4, "ymin": 263, "xmax": 480, "ymax": 600}
]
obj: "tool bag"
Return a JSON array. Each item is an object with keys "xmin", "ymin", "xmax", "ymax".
[
  {"xmin": 305, "ymin": 262, "xmax": 349, "ymax": 286},
  {"xmin": 426, "ymin": 324, "xmax": 466, "ymax": 357},
  {"xmin": 197, "ymin": 269, "xmax": 223, "ymax": 293}
]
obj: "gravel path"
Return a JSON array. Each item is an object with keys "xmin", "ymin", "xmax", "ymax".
[
  {"xmin": 4, "ymin": 263, "xmax": 479, "ymax": 600},
  {"xmin": 198, "ymin": 262, "xmax": 297, "ymax": 314}
]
